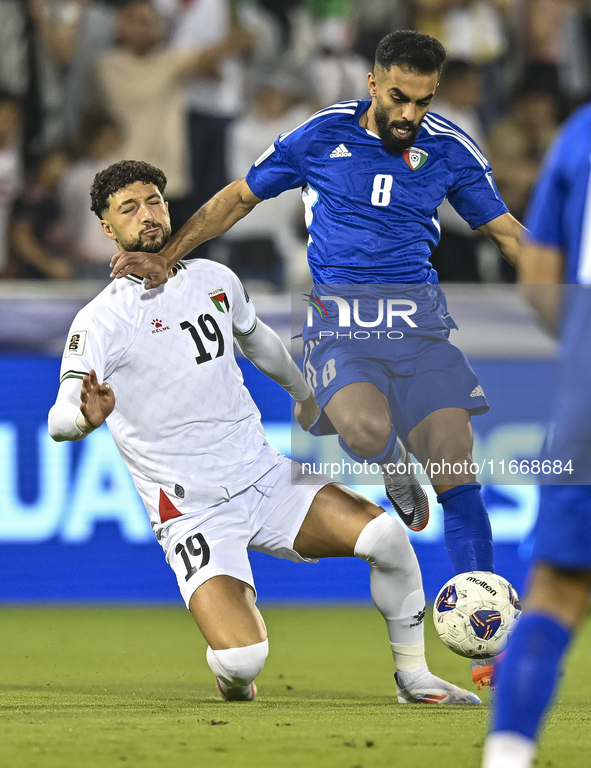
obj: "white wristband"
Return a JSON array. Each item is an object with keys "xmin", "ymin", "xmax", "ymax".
[
  {"xmin": 75, "ymin": 410, "xmax": 96, "ymax": 436},
  {"xmin": 290, "ymin": 376, "xmax": 312, "ymax": 403}
]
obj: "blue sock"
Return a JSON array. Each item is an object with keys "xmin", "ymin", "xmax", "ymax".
[
  {"xmin": 437, "ymin": 482, "xmax": 494, "ymax": 573},
  {"xmin": 492, "ymin": 613, "xmax": 571, "ymax": 740},
  {"xmin": 338, "ymin": 425, "xmax": 401, "ymax": 465}
]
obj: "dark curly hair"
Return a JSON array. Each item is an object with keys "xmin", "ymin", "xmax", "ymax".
[
  {"xmin": 375, "ymin": 30, "xmax": 446, "ymax": 75},
  {"xmin": 90, "ymin": 160, "xmax": 167, "ymax": 218}
]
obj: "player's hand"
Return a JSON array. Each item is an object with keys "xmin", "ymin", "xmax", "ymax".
[
  {"xmin": 80, "ymin": 370, "xmax": 115, "ymax": 429},
  {"xmin": 109, "ymin": 250, "xmax": 168, "ymax": 289},
  {"xmin": 294, "ymin": 393, "xmax": 319, "ymax": 432}
]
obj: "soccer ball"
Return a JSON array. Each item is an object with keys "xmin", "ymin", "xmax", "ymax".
[{"xmin": 433, "ymin": 571, "xmax": 521, "ymax": 659}]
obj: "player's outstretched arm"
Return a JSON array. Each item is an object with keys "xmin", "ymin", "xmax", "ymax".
[
  {"xmin": 110, "ymin": 179, "xmax": 263, "ymax": 289},
  {"xmin": 477, "ymin": 212, "xmax": 525, "ymax": 268},
  {"xmin": 48, "ymin": 371, "xmax": 115, "ymax": 442},
  {"xmin": 518, "ymin": 241, "xmax": 563, "ymax": 336},
  {"xmin": 234, "ymin": 320, "xmax": 319, "ymax": 431}
]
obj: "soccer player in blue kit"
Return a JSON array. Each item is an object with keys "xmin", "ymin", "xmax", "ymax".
[
  {"xmin": 482, "ymin": 103, "xmax": 591, "ymax": 768},
  {"xmin": 110, "ymin": 31, "xmax": 525, "ymax": 689}
]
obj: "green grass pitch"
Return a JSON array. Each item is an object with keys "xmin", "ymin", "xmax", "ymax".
[{"xmin": 2, "ymin": 605, "xmax": 591, "ymax": 767}]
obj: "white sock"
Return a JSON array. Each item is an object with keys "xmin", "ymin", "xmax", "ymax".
[
  {"xmin": 354, "ymin": 513, "xmax": 427, "ymax": 672},
  {"xmin": 396, "ymin": 663, "xmax": 429, "ymax": 688},
  {"xmin": 482, "ymin": 732, "xmax": 536, "ymax": 768},
  {"xmin": 206, "ymin": 639, "xmax": 269, "ymax": 688}
]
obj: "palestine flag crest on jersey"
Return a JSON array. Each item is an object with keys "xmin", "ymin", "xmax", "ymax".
[
  {"xmin": 208, "ymin": 287, "xmax": 230, "ymax": 312},
  {"xmin": 403, "ymin": 147, "xmax": 428, "ymax": 171}
]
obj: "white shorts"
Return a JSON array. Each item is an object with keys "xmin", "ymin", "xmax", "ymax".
[{"xmin": 159, "ymin": 457, "xmax": 334, "ymax": 607}]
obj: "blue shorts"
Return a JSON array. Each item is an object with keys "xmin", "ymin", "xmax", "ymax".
[
  {"xmin": 532, "ymin": 485, "xmax": 591, "ymax": 569},
  {"xmin": 302, "ymin": 330, "xmax": 489, "ymax": 443}
]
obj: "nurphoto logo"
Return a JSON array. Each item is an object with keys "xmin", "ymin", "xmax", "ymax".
[{"xmin": 303, "ymin": 294, "xmax": 418, "ymax": 341}]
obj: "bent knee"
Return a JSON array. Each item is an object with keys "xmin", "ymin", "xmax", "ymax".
[
  {"xmin": 340, "ymin": 418, "xmax": 391, "ymax": 459},
  {"xmin": 206, "ymin": 639, "xmax": 269, "ymax": 687},
  {"xmin": 355, "ymin": 512, "xmax": 417, "ymax": 571}
]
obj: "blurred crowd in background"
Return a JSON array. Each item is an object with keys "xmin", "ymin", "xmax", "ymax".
[{"xmin": 1, "ymin": 0, "xmax": 590, "ymax": 289}]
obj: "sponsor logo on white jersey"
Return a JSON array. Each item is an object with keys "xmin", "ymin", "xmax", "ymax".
[
  {"xmin": 151, "ymin": 318, "xmax": 170, "ymax": 334},
  {"xmin": 65, "ymin": 330, "xmax": 87, "ymax": 356},
  {"xmin": 470, "ymin": 385, "xmax": 485, "ymax": 398},
  {"xmin": 329, "ymin": 144, "xmax": 352, "ymax": 158}
]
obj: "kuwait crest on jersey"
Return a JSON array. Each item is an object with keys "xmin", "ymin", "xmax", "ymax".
[
  {"xmin": 208, "ymin": 287, "xmax": 230, "ymax": 312},
  {"xmin": 403, "ymin": 147, "xmax": 428, "ymax": 171}
]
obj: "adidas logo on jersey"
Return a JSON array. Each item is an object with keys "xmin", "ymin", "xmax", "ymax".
[
  {"xmin": 329, "ymin": 144, "xmax": 352, "ymax": 158},
  {"xmin": 470, "ymin": 385, "xmax": 485, "ymax": 398}
]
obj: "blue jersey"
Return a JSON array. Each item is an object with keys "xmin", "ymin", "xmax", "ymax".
[
  {"xmin": 525, "ymin": 103, "xmax": 591, "ymax": 481},
  {"xmin": 527, "ymin": 104, "xmax": 591, "ymax": 566},
  {"xmin": 525, "ymin": 102, "xmax": 591, "ymax": 286},
  {"xmin": 246, "ymin": 100, "xmax": 508, "ymax": 284},
  {"xmin": 525, "ymin": 103, "xmax": 591, "ymax": 387}
]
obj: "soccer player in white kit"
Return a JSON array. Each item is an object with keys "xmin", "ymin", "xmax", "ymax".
[{"xmin": 48, "ymin": 160, "xmax": 480, "ymax": 705}]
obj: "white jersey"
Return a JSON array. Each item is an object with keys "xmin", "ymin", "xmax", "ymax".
[{"xmin": 58, "ymin": 259, "xmax": 281, "ymax": 528}]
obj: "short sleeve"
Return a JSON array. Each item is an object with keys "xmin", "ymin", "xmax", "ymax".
[
  {"xmin": 245, "ymin": 127, "xmax": 308, "ymax": 200},
  {"xmin": 438, "ymin": 125, "xmax": 509, "ymax": 229},
  {"xmin": 524, "ymin": 139, "xmax": 565, "ymax": 249},
  {"xmin": 447, "ymin": 150, "xmax": 508, "ymax": 229},
  {"xmin": 59, "ymin": 299, "xmax": 135, "ymax": 386},
  {"xmin": 226, "ymin": 269, "xmax": 257, "ymax": 336}
]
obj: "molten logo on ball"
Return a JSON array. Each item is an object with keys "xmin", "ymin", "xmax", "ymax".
[{"xmin": 433, "ymin": 571, "xmax": 521, "ymax": 659}]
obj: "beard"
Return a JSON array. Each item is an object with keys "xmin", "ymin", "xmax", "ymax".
[
  {"xmin": 374, "ymin": 101, "xmax": 422, "ymax": 154},
  {"xmin": 119, "ymin": 223, "xmax": 172, "ymax": 253}
]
